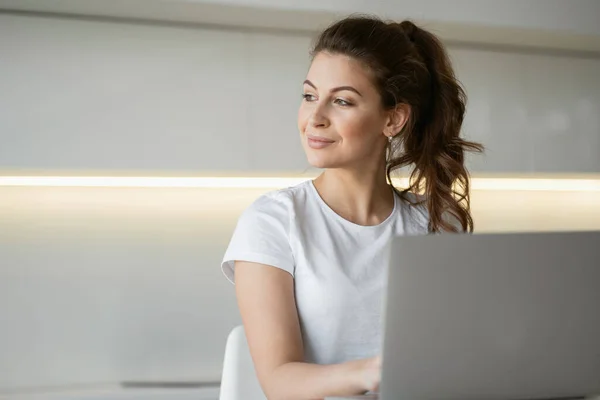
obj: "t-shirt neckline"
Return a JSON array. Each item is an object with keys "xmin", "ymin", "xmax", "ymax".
[{"xmin": 307, "ymin": 180, "xmax": 398, "ymax": 230}]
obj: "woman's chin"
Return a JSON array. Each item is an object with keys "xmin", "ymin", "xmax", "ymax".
[{"xmin": 305, "ymin": 155, "xmax": 334, "ymax": 169}]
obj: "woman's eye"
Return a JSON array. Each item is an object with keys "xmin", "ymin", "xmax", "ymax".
[
  {"xmin": 334, "ymin": 98, "xmax": 352, "ymax": 106},
  {"xmin": 302, "ymin": 93, "xmax": 316, "ymax": 101}
]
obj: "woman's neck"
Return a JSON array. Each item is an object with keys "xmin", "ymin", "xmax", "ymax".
[{"xmin": 313, "ymin": 164, "xmax": 395, "ymax": 226}]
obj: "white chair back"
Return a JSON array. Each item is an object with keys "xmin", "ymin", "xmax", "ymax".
[{"xmin": 219, "ymin": 325, "xmax": 267, "ymax": 400}]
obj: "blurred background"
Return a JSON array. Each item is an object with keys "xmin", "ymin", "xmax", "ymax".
[{"xmin": 0, "ymin": 0, "xmax": 599, "ymax": 399}]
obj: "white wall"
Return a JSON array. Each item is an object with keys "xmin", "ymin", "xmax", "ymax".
[{"xmin": 0, "ymin": 187, "xmax": 254, "ymax": 390}]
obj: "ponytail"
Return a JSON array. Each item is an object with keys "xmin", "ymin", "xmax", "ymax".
[{"xmin": 386, "ymin": 21, "xmax": 483, "ymax": 233}]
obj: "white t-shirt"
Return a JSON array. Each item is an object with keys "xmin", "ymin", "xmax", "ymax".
[{"xmin": 221, "ymin": 179, "xmax": 429, "ymax": 365}]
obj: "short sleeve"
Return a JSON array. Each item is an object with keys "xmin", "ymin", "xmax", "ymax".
[{"xmin": 221, "ymin": 193, "xmax": 295, "ymax": 284}]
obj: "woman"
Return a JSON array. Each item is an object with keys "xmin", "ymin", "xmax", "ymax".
[{"xmin": 221, "ymin": 15, "xmax": 483, "ymax": 399}]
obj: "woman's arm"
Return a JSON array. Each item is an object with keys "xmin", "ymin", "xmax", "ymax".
[{"xmin": 235, "ymin": 261, "xmax": 380, "ymax": 400}]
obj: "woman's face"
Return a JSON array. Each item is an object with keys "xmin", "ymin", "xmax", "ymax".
[{"xmin": 298, "ymin": 52, "xmax": 390, "ymax": 170}]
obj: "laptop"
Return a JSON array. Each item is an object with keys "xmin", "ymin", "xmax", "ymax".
[{"xmin": 327, "ymin": 231, "xmax": 600, "ymax": 400}]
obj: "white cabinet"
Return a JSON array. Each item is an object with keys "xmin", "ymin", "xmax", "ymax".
[
  {"xmin": 452, "ymin": 46, "xmax": 600, "ymax": 173},
  {"xmin": 452, "ymin": 47, "xmax": 532, "ymax": 173},
  {"xmin": 0, "ymin": 13, "xmax": 598, "ymax": 174},
  {"xmin": 521, "ymin": 53, "xmax": 600, "ymax": 172},
  {"xmin": 0, "ymin": 15, "xmax": 252, "ymax": 172}
]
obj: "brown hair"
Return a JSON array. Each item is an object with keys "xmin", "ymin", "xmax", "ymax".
[{"xmin": 311, "ymin": 16, "xmax": 483, "ymax": 233}]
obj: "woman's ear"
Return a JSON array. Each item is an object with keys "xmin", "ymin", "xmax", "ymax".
[{"xmin": 384, "ymin": 103, "xmax": 411, "ymax": 139}]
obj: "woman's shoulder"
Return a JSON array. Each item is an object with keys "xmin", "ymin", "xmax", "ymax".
[{"xmin": 244, "ymin": 179, "xmax": 312, "ymax": 218}]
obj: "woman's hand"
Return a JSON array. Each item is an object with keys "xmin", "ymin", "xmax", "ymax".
[{"xmin": 356, "ymin": 355, "xmax": 382, "ymax": 393}]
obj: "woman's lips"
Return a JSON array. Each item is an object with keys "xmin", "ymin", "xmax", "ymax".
[{"xmin": 307, "ymin": 135, "xmax": 335, "ymax": 149}]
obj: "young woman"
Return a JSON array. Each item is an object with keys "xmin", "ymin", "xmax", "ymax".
[{"xmin": 221, "ymin": 15, "xmax": 483, "ymax": 399}]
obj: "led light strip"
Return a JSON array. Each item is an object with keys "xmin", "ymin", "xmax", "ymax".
[
  {"xmin": 0, "ymin": 176, "xmax": 599, "ymax": 191},
  {"xmin": 470, "ymin": 178, "xmax": 600, "ymax": 192}
]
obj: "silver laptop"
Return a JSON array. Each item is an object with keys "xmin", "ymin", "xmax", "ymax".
[{"xmin": 329, "ymin": 231, "xmax": 600, "ymax": 400}]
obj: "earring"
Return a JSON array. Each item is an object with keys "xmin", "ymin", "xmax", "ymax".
[{"xmin": 388, "ymin": 135, "xmax": 393, "ymax": 143}]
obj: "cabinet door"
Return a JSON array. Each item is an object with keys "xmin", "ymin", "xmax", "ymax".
[
  {"xmin": 451, "ymin": 47, "xmax": 532, "ymax": 173},
  {"xmin": 0, "ymin": 14, "xmax": 251, "ymax": 172},
  {"xmin": 522, "ymin": 53, "xmax": 600, "ymax": 173}
]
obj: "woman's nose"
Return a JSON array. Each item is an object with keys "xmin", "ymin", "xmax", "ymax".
[{"xmin": 308, "ymin": 104, "xmax": 330, "ymax": 128}]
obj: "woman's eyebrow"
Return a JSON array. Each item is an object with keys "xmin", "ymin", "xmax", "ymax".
[{"xmin": 303, "ymin": 79, "xmax": 363, "ymax": 97}]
